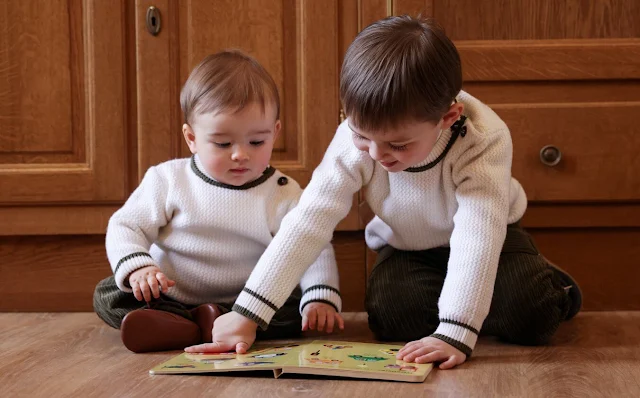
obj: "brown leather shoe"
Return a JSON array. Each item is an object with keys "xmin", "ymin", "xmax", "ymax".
[
  {"xmin": 120, "ymin": 309, "xmax": 201, "ymax": 353},
  {"xmin": 189, "ymin": 304, "xmax": 223, "ymax": 343}
]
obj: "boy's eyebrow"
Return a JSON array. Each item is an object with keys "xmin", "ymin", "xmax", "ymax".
[
  {"xmin": 347, "ymin": 124, "xmax": 413, "ymax": 144},
  {"xmin": 250, "ymin": 129, "xmax": 272, "ymax": 135}
]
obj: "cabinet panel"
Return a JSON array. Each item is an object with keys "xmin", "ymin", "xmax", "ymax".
[{"xmin": 0, "ymin": 0, "xmax": 129, "ymax": 205}]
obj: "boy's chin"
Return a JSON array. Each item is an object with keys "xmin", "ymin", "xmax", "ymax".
[{"xmin": 379, "ymin": 162, "xmax": 406, "ymax": 173}]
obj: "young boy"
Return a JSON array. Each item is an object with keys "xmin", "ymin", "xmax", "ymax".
[
  {"xmin": 195, "ymin": 16, "xmax": 582, "ymax": 368},
  {"xmin": 93, "ymin": 50, "xmax": 343, "ymax": 353}
]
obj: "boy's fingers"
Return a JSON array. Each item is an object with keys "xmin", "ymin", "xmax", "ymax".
[
  {"xmin": 317, "ymin": 310, "xmax": 327, "ymax": 332},
  {"xmin": 301, "ymin": 314, "xmax": 309, "ymax": 331},
  {"xmin": 156, "ymin": 273, "xmax": 169, "ymax": 293},
  {"xmin": 236, "ymin": 341, "xmax": 249, "ymax": 354},
  {"xmin": 148, "ymin": 275, "xmax": 160, "ymax": 298},
  {"xmin": 397, "ymin": 340, "xmax": 421, "ymax": 358},
  {"xmin": 414, "ymin": 350, "xmax": 444, "ymax": 364},
  {"xmin": 326, "ymin": 314, "xmax": 335, "ymax": 333},
  {"xmin": 167, "ymin": 279, "xmax": 176, "ymax": 287},
  {"xmin": 439, "ymin": 356, "xmax": 458, "ymax": 370},
  {"xmin": 140, "ymin": 281, "xmax": 152, "ymax": 302},
  {"xmin": 402, "ymin": 346, "xmax": 433, "ymax": 363},
  {"xmin": 184, "ymin": 341, "xmax": 234, "ymax": 353},
  {"xmin": 131, "ymin": 281, "xmax": 142, "ymax": 301},
  {"xmin": 336, "ymin": 313, "xmax": 345, "ymax": 330},
  {"xmin": 307, "ymin": 309, "xmax": 317, "ymax": 330}
]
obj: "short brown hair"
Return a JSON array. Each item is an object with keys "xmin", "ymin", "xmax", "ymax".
[
  {"xmin": 340, "ymin": 16, "xmax": 462, "ymax": 131},
  {"xmin": 180, "ymin": 50, "xmax": 280, "ymax": 124}
]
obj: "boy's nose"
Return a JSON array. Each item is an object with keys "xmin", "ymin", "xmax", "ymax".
[
  {"xmin": 368, "ymin": 143, "xmax": 386, "ymax": 161},
  {"xmin": 231, "ymin": 147, "xmax": 249, "ymax": 162}
]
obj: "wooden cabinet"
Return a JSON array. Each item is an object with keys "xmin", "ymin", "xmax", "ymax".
[
  {"xmin": 1, "ymin": 0, "xmax": 638, "ymax": 312},
  {"xmin": 359, "ymin": 0, "xmax": 640, "ymax": 311},
  {"xmin": 0, "ymin": 0, "xmax": 131, "ymax": 234},
  {"xmin": 135, "ymin": 0, "xmax": 360, "ymax": 230}
]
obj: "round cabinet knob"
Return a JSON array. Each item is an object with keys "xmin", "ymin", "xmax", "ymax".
[{"xmin": 539, "ymin": 145, "xmax": 562, "ymax": 166}]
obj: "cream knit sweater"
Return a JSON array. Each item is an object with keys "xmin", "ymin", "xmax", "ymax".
[
  {"xmin": 106, "ymin": 155, "xmax": 342, "ymax": 320},
  {"xmin": 236, "ymin": 91, "xmax": 527, "ymax": 352}
]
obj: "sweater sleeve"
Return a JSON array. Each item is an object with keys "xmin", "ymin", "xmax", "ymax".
[
  {"xmin": 105, "ymin": 166, "xmax": 170, "ymax": 292},
  {"xmin": 233, "ymin": 124, "xmax": 373, "ymax": 329},
  {"xmin": 298, "ymin": 244, "xmax": 342, "ymax": 315},
  {"xmin": 431, "ymin": 128, "xmax": 513, "ymax": 357}
]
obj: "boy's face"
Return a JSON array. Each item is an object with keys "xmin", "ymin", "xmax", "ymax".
[
  {"xmin": 348, "ymin": 103, "xmax": 464, "ymax": 172},
  {"xmin": 349, "ymin": 119, "xmax": 443, "ymax": 172},
  {"xmin": 183, "ymin": 102, "xmax": 280, "ymax": 186}
]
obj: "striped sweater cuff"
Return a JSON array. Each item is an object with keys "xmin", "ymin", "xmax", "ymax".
[
  {"xmin": 299, "ymin": 285, "xmax": 342, "ymax": 314},
  {"xmin": 233, "ymin": 288, "xmax": 278, "ymax": 331},
  {"xmin": 113, "ymin": 252, "xmax": 157, "ymax": 292},
  {"xmin": 431, "ymin": 319, "xmax": 479, "ymax": 357}
]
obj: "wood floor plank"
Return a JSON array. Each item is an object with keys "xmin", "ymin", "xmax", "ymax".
[{"xmin": 1, "ymin": 312, "xmax": 639, "ymax": 397}]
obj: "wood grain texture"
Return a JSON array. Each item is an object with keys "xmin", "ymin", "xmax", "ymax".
[
  {"xmin": 529, "ymin": 228, "xmax": 640, "ymax": 311},
  {"xmin": 1, "ymin": 312, "xmax": 639, "ymax": 397},
  {"xmin": 138, "ymin": 0, "xmax": 361, "ymax": 230},
  {"xmin": 522, "ymin": 204, "xmax": 640, "ymax": 228},
  {"xmin": 0, "ymin": 0, "xmax": 129, "ymax": 204},
  {"xmin": 459, "ymin": 39, "xmax": 640, "ymax": 81},
  {"xmin": 359, "ymin": 0, "xmax": 389, "ymax": 31},
  {"xmin": 0, "ymin": 232, "xmax": 367, "ymax": 312},
  {"xmin": 393, "ymin": 0, "xmax": 433, "ymax": 18},
  {"xmin": 0, "ymin": 0, "xmax": 73, "ymax": 155},
  {"xmin": 135, "ymin": 0, "xmax": 181, "ymax": 177},
  {"xmin": 0, "ymin": 205, "xmax": 118, "ymax": 235},
  {"xmin": 436, "ymin": 0, "xmax": 640, "ymax": 40},
  {"xmin": 497, "ymin": 102, "xmax": 640, "ymax": 201}
]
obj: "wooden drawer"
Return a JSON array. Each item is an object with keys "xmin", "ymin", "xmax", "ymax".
[{"xmin": 495, "ymin": 103, "xmax": 640, "ymax": 202}]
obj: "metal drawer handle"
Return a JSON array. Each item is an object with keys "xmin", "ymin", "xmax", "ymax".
[
  {"xmin": 540, "ymin": 145, "xmax": 562, "ymax": 167},
  {"xmin": 146, "ymin": 6, "xmax": 161, "ymax": 36}
]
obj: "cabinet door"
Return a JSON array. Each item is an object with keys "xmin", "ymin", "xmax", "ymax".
[
  {"xmin": 440, "ymin": 0, "xmax": 640, "ymax": 202},
  {"xmin": 0, "ymin": 0, "xmax": 129, "ymax": 206},
  {"xmin": 136, "ymin": 0, "xmax": 359, "ymax": 229}
]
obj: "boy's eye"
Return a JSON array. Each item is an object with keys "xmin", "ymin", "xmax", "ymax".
[
  {"xmin": 213, "ymin": 142, "xmax": 231, "ymax": 148},
  {"xmin": 389, "ymin": 143, "xmax": 409, "ymax": 151},
  {"xmin": 352, "ymin": 132, "xmax": 368, "ymax": 141},
  {"xmin": 250, "ymin": 141, "xmax": 265, "ymax": 146}
]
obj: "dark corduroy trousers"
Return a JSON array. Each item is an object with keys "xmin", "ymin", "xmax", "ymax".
[
  {"xmin": 365, "ymin": 223, "xmax": 571, "ymax": 350},
  {"xmin": 93, "ymin": 276, "xmax": 303, "ymax": 339}
]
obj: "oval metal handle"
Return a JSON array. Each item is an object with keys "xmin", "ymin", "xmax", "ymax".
[
  {"xmin": 146, "ymin": 6, "xmax": 161, "ymax": 36},
  {"xmin": 539, "ymin": 145, "xmax": 562, "ymax": 166}
]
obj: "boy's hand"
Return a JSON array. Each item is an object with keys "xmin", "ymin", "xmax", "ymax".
[
  {"xmin": 397, "ymin": 336, "xmax": 466, "ymax": 370},
  {"xmin": 128, "ymin": 265, "xmax": 176, "ymax": 302},
  {"xmin": 185, "ymin": 311, "xmax": 257, "ymax": 354},
  {"xmin": 302, "ymin": 302, "xmax": 345, "ymax": 333}
]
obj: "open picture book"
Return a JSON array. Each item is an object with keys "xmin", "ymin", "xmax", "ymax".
[{"xmin": 150, "ymin": 340, "xmax": 433, "ymax": 383}]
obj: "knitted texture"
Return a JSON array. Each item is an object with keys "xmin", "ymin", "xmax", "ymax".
[
  {"xmin": 105, "ymin": 155, "xmax": 341, "ymax": 317},
  {"xmin": 238, "ymin": 91, "xmax": 527, "ymax": 350}
]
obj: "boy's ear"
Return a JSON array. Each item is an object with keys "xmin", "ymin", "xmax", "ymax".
[
  {"xmin": 273, "ymin": 120, "xmax": 282, "ymax": 141},
  {"xmin": 182, "ymin": 123, "xmax": 197, "ymax": 154},
  {"xmin": 440, "ymin": 102, "xmax": 465, "ymax": 131}
]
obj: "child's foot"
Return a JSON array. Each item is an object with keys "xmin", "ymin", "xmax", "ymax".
[
  {"xmin": 545, "ymin": 257, "xmax": 583, "ymax": 320},
  {"xmin": 189, "ymin": 304, "xmax": 223, "ymax": 343},
  {"xmin": 120, "ymin": 309, "xmax": 200, "ymax": 353}
]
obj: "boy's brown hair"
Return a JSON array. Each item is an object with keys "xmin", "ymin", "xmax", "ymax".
[
  {"xmin": 340, "ymin": 16, "xmax": 462, "ymax": 131},
  {"xmin": 180, "ymin": 50, "xmax": 280, "ymax": 125}
]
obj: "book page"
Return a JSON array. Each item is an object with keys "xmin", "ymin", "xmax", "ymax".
[
  {"xmin": 149, "ymin": 343, "xmax": 303, "ymax": 374},
  {"xmin": 290, "ymin": 340, "xmax": 432, "ymax": 378}
]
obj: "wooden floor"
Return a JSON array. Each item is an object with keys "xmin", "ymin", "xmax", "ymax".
[{"xmin": 1, "ymin": 312, "xmax": 639, "ymax": 397}]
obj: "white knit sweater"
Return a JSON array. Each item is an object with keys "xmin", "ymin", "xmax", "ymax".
[
  {"xmin": 236, "ymin": 91, "xmax": 527, "ymax": 353},
  {"xmin": 105, "ymin": 155, "xmax": 341, "ymax": 323}
]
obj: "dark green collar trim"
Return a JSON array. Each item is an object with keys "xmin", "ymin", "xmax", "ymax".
[
  {"xmin": 190, "ymin": 156, "xmax": 276, "ymax": 190},
  {"xmin": 405, "ymin": 115, "xmax": 467, "ymax": 173}
]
